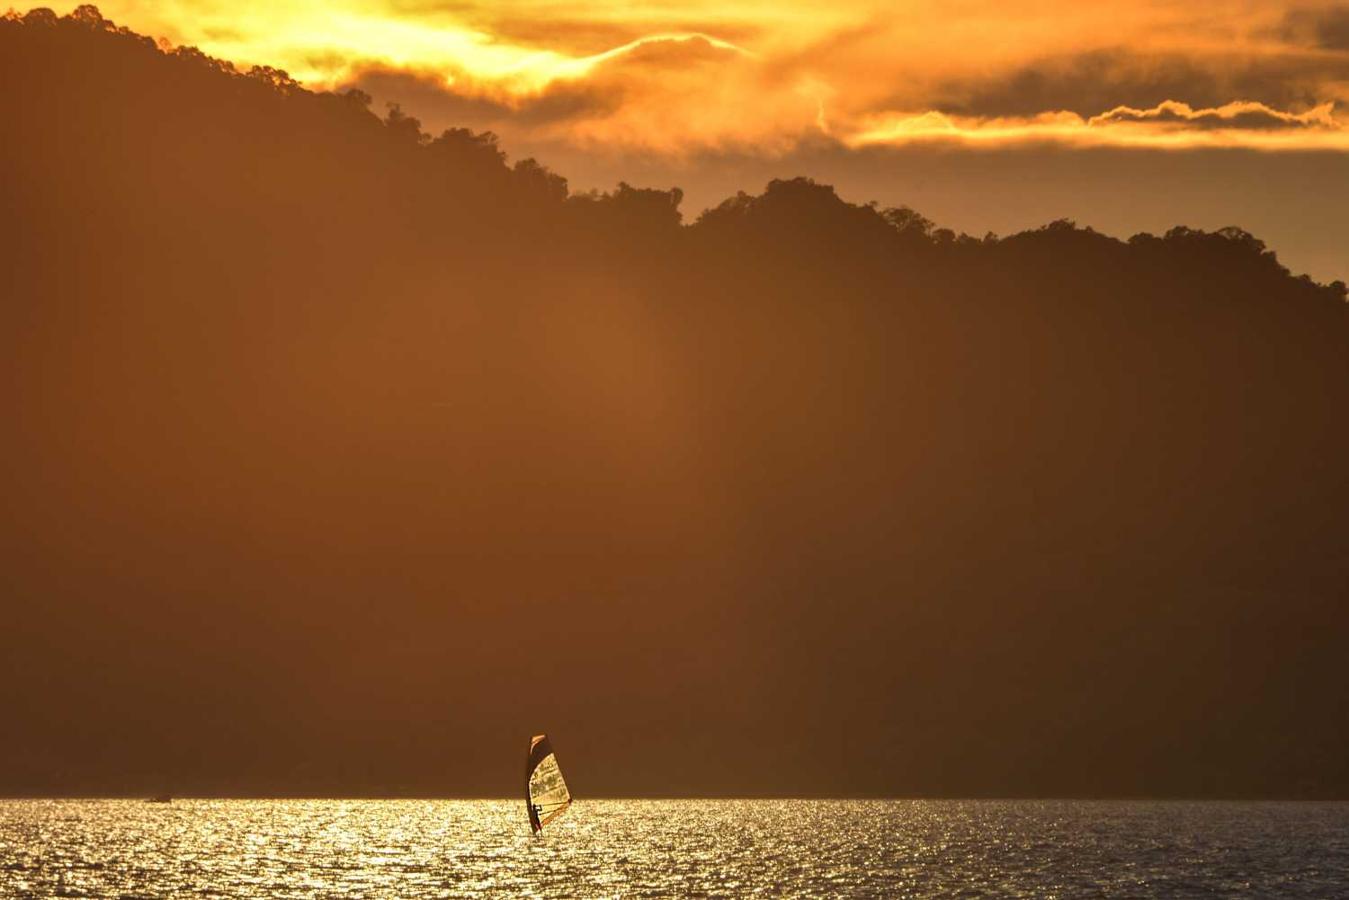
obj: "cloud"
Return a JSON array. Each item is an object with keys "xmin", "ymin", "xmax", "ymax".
[
  {"xmin": 342, "ymin": 31, "xmax": 816, "ymax": 154},
  {"xmin": 545, "ymin": 35, "xmax": 819, "ymax": 153},
  {"xmin": 339, "ymin": 51, "xmax": 1349, "ymax": 156},
  {"xmin": 319, "ymin": 9, "xmax": 1349, "ymax": 154},
  {"xmin": 1088, "ymin": 99, "xmax": 1340, "ymax": 130},
  {"xmin": 923, "ymin": 49, "xmax": 1349, "ymax": 119},
  {"xmin": 845, "ymin": 103, "xmax": 1349, "ymax": 151},
  {"xmin": 349, "ymin": 63, "xmax": 620, "ymax": 131},
  {"xmin": 461, "ymin": 14, "xmax": 764, "ymax": 56},
  {"xmin": 57, "ymin": 0, "xmax": 1349, "ymax": 154},
  {"xmin": 1278, "ymin": 3, "xmax": 1349, "ymax": 50}
]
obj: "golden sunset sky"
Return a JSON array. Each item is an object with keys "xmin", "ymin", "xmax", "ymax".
[
  {"xmin": 60, "ymin": 0, "xmax": 1349, "ymax": 149},
  {"xmin": 47, "ymin": 0, "xmax": 1349, "ymax": 278}
]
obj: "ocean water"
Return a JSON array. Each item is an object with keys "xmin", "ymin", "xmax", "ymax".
[{"xmin": 2, "ymin": 799, "xmax": 1346, "ymax": 897}]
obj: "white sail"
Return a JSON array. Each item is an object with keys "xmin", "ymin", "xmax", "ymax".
[{"xmin": 525, "ymin": 734, "xmax": 572, "ymax": 833}]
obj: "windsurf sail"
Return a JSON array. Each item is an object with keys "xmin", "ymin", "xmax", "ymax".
[{"xmin": 525, "ymin": 733, "xmax": 571, "ymax": 834}]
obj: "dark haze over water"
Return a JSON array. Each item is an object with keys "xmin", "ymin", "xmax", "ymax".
[{"xmin": 2, "ymin": 799, "xmax": 1346, "ymax": 897}]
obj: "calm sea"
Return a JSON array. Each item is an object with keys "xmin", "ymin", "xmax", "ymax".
[{"xmin": 2, "ymin": 799, "xmax": 1346, "ymax": 897}]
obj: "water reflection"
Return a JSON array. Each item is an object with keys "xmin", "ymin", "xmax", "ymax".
[{"xmin": 2, "ymin": 799, "xmax": 1346, "ymax": 897}]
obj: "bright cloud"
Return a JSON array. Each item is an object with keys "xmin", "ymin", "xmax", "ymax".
[{"xmin": 43, "ymin": 0, "xmax": 1349, "ymax": 151}]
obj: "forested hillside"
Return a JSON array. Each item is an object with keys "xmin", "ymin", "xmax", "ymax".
[{"xmin": 3, "ymin": 7, "xmax": 1346, "ymax": 798}]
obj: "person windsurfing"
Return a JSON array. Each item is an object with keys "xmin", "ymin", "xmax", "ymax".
[{"xmin": 525, "ymin": 734, "xmax": 572, "ymax": 834}]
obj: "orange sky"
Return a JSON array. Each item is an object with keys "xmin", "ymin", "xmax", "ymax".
[{"xmin": 48, "ymin": 0, "xmax": 1349, "ymax": 151}]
